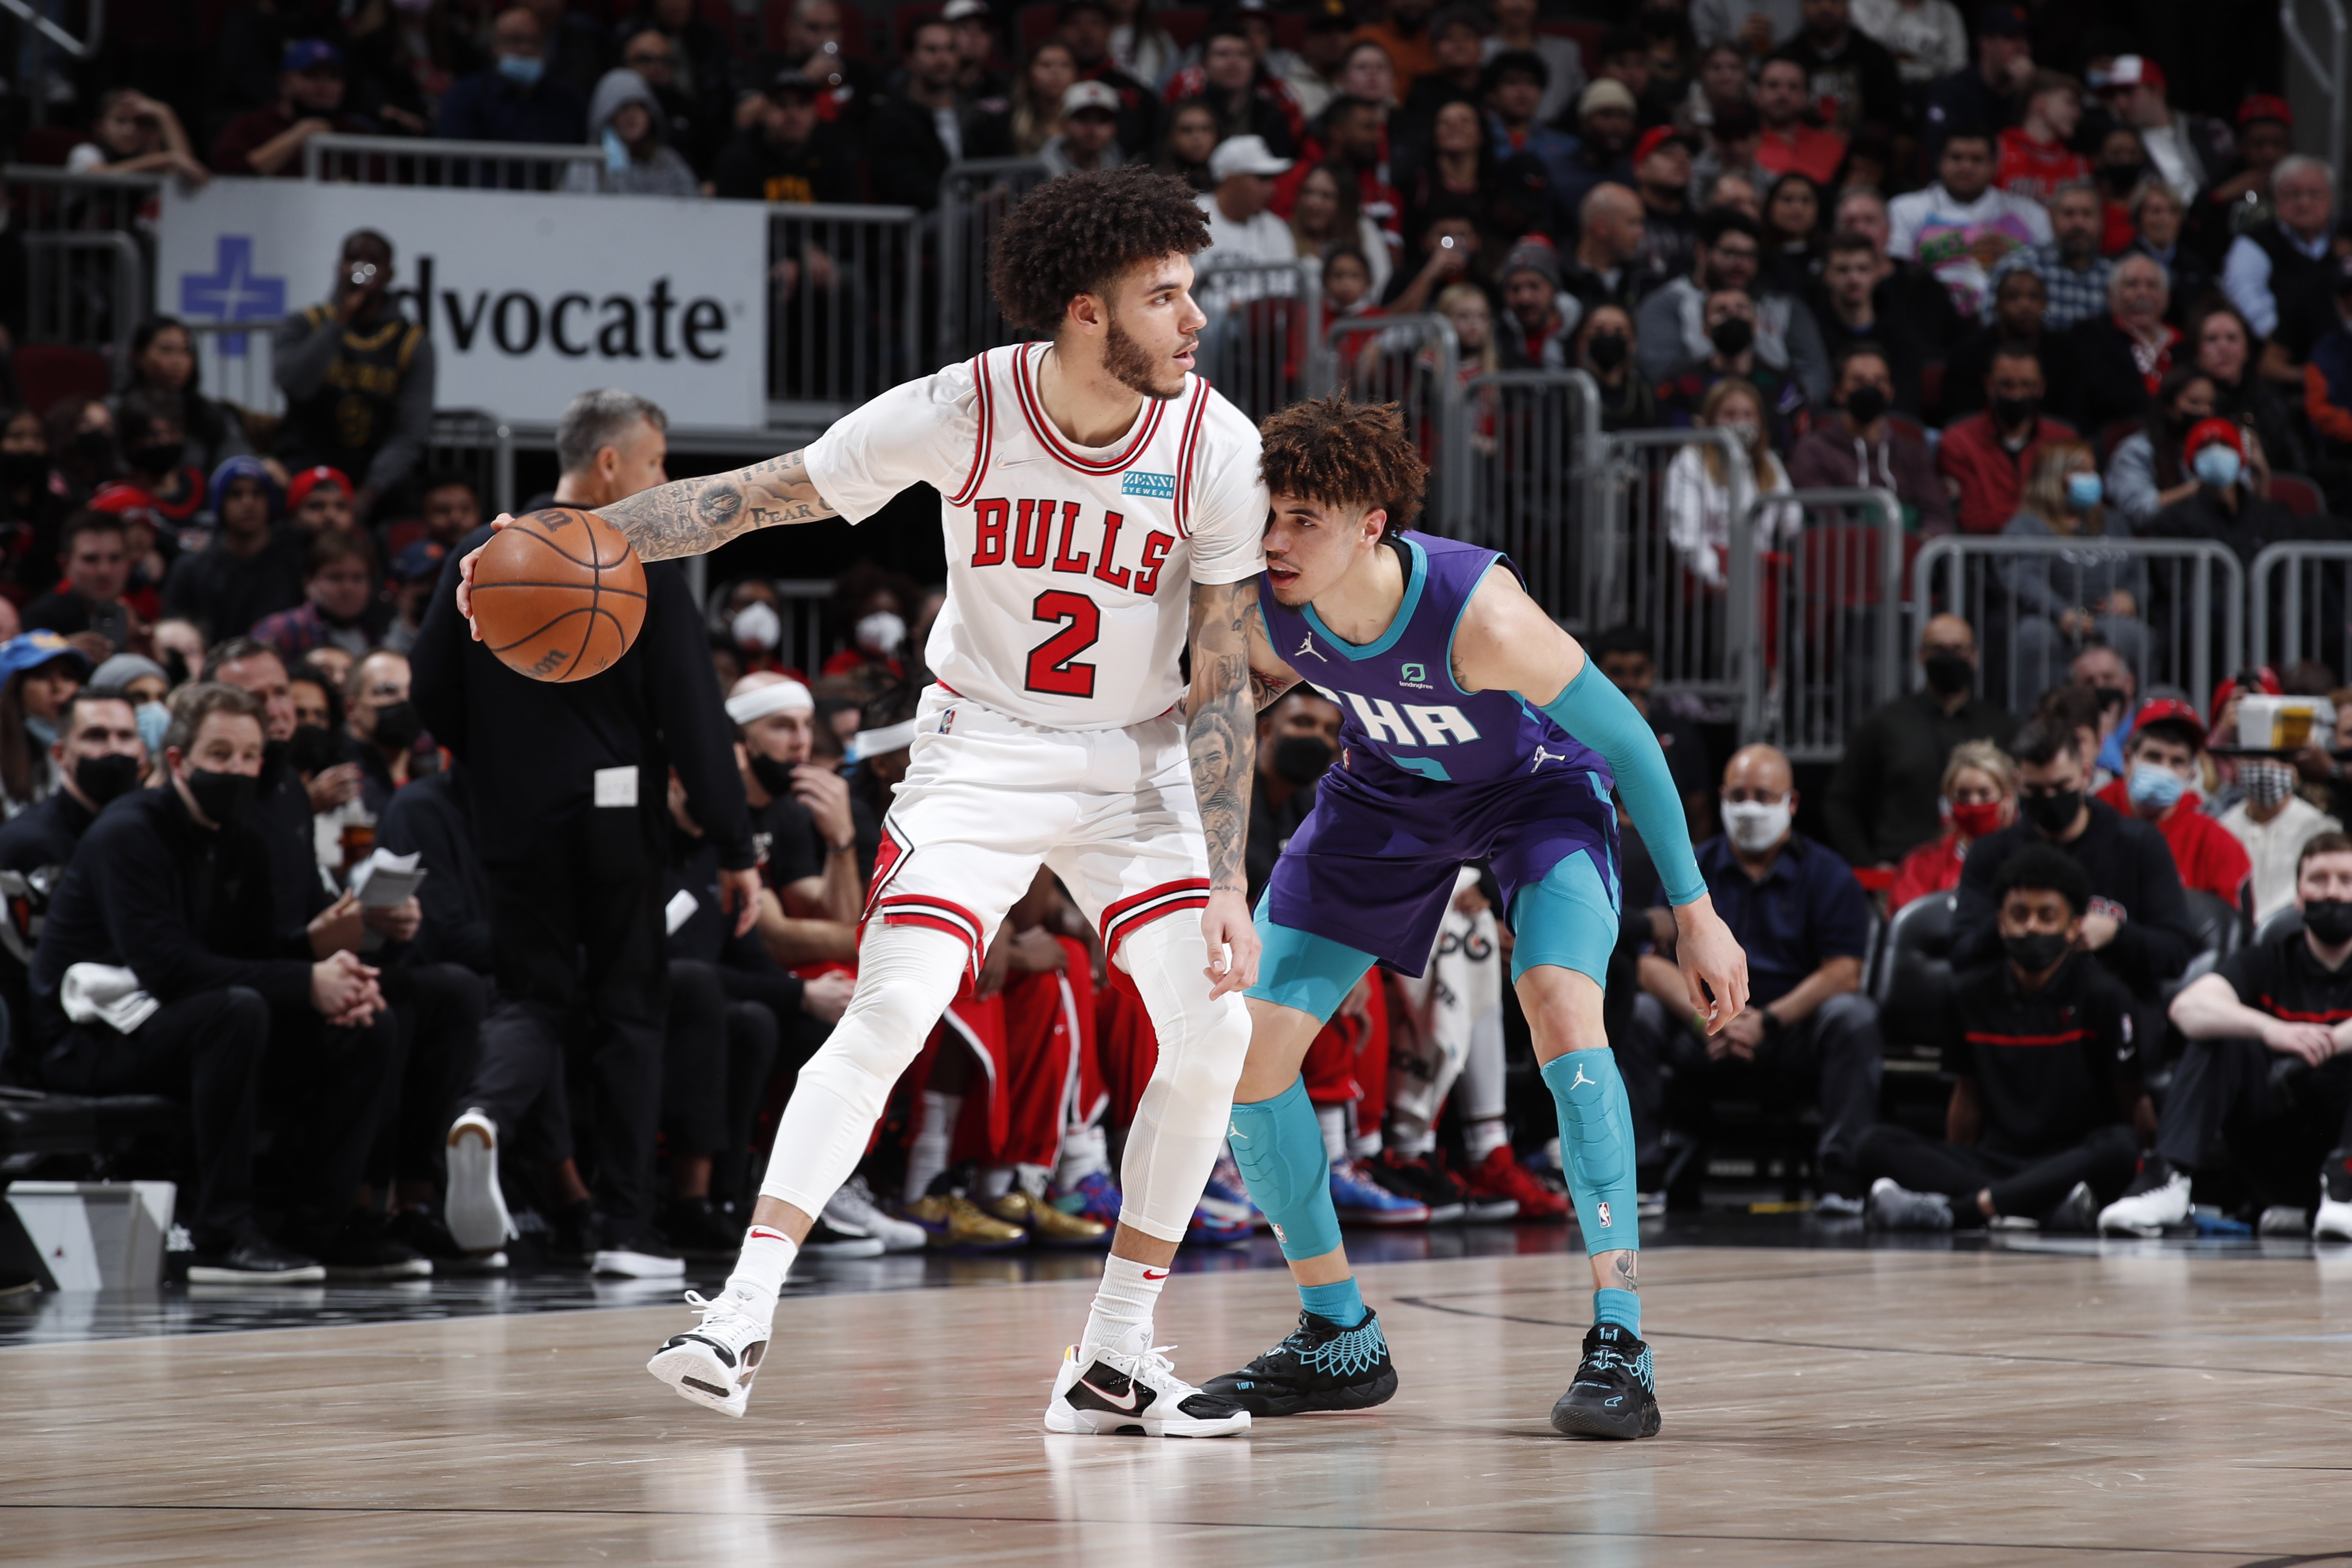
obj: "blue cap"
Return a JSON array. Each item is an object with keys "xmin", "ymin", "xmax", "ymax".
[
  {"xmin": 390, "ymin": 539, "xmax": 447, "ymax": 582},
  {"xmin": 282, "ymin": 39, "xmax": 343, "ymax": 74},
  {"xmin": 0, "ymin": 631, "xmax": 93, "ymax": 679},
  {"xmin": 207, "ymin": 454, "xmax": 279, "ymax": 521}
]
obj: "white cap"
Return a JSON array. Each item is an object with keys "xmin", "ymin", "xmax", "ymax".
[
  {"xmin": 1208, "ymin": 134, "xmax": 1292, "ymax": 182},
  {"xmin": 725, "ymin": 676, "xmax": 814, "ymax": 725},
  {"xmin": 942, "ymin": 0, "xmax": 989, "ymax": 19},
  {"xmin": 846, "ymin": 718, "xmax": 920, "ymax": 763},
  {"xmin": 1062, "ymin": 80, "xmax": 1121, "ymax": 116}
]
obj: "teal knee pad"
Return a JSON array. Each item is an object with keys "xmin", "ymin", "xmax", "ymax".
[
  {"xmin": 1226, "ymin": 1077, "xmax": 1344, "ymax": 1261},
  {"xmin": 1247, "ymin": 901, "xmax": 1378, "ymax": 1024},
  {"xmin": 1507, "ymin": 850, "xmax": 1620, "ymax": 985},
  {"xmin": 1541, "ymin": 1049, "xmax": 1639, "ymax": 1258}
]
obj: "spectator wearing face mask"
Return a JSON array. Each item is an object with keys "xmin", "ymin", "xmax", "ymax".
[
  {"xmin": 2220, "ymin": 748, "xmax": 2345, "ymax": 927},
  {"xmin": 344, "ymin": 650, "xmax": 433, "ymax": 819},
  {"xmin": 1787, "ymin": 345, "xmax": 1948, "ymax": 529},
  {"xmin": 433, "ymin": 6, "xmax": 590, "ymax": 145},
  {"xmin": 2143, "ymin": 418, "xmax": 2322, "ymax": 573},
  {"xmin": 2093, "ymin": 700, "xmax": 2252, "ymax": 913},
  {"xmin": 1889, "ymin": 738, "xmax": 2015, "ymax": 911},
  {"xmin": 1825, "ymin": 614, "xmax": 2014, "ymax": 869},
  {"xmin": 821, "ymin": 580, "xmax": 910, "ymax": 694},
  {"xmin": 710, "ymin": 578, "xmax": 795, "ymax": 678},
  {"xmin": 725, "ymin": 673, "xmax": 864, "ymax": 927},
  {"xmin": 1624, "ymin": 743, "xmax": 1884, "ymax": 1212},
  {"xmin": 0, "ymin": 688, "xmax": 148, "ymax": 1030},
  {"xmin": 1998, "ymin": 442, "xmax": 2150, "ymax": 701},
  {"xmin": 0, "ymin": 632, "xmax": 91, "ymax": 819},
  {"xmin": 1247, "ymin": 686, "xmax": 1344, "ymax": 904},
  {"xmin": 1574, "ymin": 304, "xmax": 1654, "ymax": 431}
]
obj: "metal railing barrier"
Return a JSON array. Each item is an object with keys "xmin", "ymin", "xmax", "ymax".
[
  {"xmin": 1190, "ymin": 256, "xmax": 1322, "ymax": 425},
  {"xmin": 935, "ymin": 157, "xmax": 1049, "ymax": 363},
  {"xmin": 2249, "ymin": 541, "xmax": 2352, "ymax": 679},
  {"xmin": 1737, "ymin": 488, "xmax": 1905, "ymax": 761},
  {"xmin": 1325, "ymin": 313, "xmax": 1466, "ymax": 532},
  {"xmin": 303, "ymin": 133, "xmax": 603, "ymax": 190},
  {"xmin": 1461, "ymin": 368, "xmax": 1605, "ymax": 631},
  {"xmin": 764, "ymin": 203, "xmax": 923, "ymax": 433},
  {"xmin": 1912, "ymin": 536, "xmax": 2244, "ymax": 720},
  {"xmin": 1591, "ymin": 426, "xmax": 1748, "ymax": 723}
]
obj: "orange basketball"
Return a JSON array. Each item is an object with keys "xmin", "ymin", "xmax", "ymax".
[{"xmin": 469, "ymin": 506, "xmax": 648, "ymax": 683}]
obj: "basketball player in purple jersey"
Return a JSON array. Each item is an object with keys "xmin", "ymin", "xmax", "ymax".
[{"xmin": 1207, "ymin": 397, "xmax": 1748, "ymax": 1438}]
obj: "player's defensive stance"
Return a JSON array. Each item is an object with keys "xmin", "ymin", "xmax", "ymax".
[
  {"xmin": 458, "ymin": 168, "xmax": 1272, "ymax": 1435},
  {"xmin": 1204, "ymin": 397, "xmax": 1747, "ymax": 1438}
]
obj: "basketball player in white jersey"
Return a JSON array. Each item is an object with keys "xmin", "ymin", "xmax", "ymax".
[{"xmin": 455, "ymin": 168, "xmax": 1272, "ymax": 1436}]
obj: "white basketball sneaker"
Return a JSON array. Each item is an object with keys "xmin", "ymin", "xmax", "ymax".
[
  {"xmin": 1044, "ymin": 1323, "xmax": 1251, "ymax": 1438},
  {"xmin": 825, "ymin": 1175, "xmax": 928, "ymax": 1253},
  {"xmin": 444, "ymin": 1108, "xmax": 514, "ymax": 1255},
  {"xmin": 2098, "ymin": 1159, "xmax": 2191, "ymax": 1238},
  {"xmin": 646, "ymin": 1291, "xmax": 772, "ymax": 1417},
  {"xmin": 2314, "ymin": 1151, "xmax": 2352, "ymax": 1242}
]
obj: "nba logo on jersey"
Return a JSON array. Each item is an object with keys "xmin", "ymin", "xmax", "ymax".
[{"xmin": 1596, "ymin": 1202, "xmax": 1612, "ymax": 1228}]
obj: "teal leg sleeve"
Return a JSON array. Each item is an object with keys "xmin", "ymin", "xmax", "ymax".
[
  {"xmin": 1227, "ymin": 1077, "xmax": 1345, "ymax": 1262},
  {"xmin": 1541, "ymin": 1049, "xmax": 1640, "ymax": 1258}
]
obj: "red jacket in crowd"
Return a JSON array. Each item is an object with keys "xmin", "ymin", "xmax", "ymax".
[
  {"xmin": 1933, "ymin": 411, "xmax": 2078, "ymax": 534},
  {"xmin": 2092, "ymin": 779, "xmax": 2253, "ymax": 910}
]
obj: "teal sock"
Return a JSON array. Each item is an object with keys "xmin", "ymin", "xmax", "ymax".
[
  {"xmin": 1540, "ymin": 1048, "xmax": 1639, "ymax": 1256},
  {"xmin": 1299, "ymin": 1276, "xmax": 1366, "ymax": 1329},
  {"xmin": 1594, "ymin": 1287, "xmax": 1640, "ymax": 1335}
]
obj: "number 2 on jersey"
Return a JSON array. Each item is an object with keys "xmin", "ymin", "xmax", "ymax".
[{"xmin": 1025, "ymin": 590, "xmax": 1099, "ymax": 698}]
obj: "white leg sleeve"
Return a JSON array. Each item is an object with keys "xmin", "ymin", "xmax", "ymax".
[
  {"xmin": 757, "ymin": 923, "xmax": 969, "ymax": 1215},
  {"xmin": 1112, "ymin": 913, "xmax": 1252, "ymax": 1243},
  {"xmin": 1456, "ymin": 1000, "xmax": 1509, "ymax": 1125}
]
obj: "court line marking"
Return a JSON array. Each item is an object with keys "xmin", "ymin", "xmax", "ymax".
[
  {"xmin": 0, "ymin": 1501, "xmax": 2279, "ymax": 1559},
  {"xmin": 1390, "ymin": 1297, "xmax": 2352, "ymax": 1381}
]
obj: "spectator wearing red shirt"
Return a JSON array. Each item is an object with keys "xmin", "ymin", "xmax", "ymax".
[
  {"xmin": 2093, "ymin": 699, "xmax": 2253, "ymax": 915},
  {"xmin": 1994, "ymin": 72, "xmax": 2090, "ymax": 206},
  {"xmin": 1936, "ymin": 343, "xmax": 2077, "ymax": 533},
  {"xmin": 210, "ymin": 40, "xmax": 379, "ymax": 177},
  {"xmin": 1752, "ymin": 57, "xmax": 1846, "ymax": 188},
  {"xmin": 1272, "ymin": 94, "xmax": 1403, "ymax": 258},
  {"xmin": 1890, "ymin": 738, "xmax": 2015, "ymax": 912}
]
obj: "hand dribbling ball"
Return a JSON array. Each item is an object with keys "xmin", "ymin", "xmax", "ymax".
[{"xmin": 469, "ymin": 507, "xmax": 647, "ymax": 682}]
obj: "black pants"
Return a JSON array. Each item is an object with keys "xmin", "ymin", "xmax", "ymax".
[
  {"xmin": 39, "ymin": 988, "xmax": 399, "ymax": 1245},
  {"xmin": 2157, "ymin": 1037, "xmax": 2352, "ymax": 1208},
  {"xmin": 1622, "ymin": 990, "xmax": 1885, "ymax": 1176},
  {"xmin": 468, "ymin": 808, "xmax": 668, "ymax": 1228},
  {"xmin": 663, "ymin": 960, "xmax": 780, "ymax": 1200},
  {"xmin": 373, "ymin": 962, "xmax": 490, "ymax": 1189},
  {"xmin": 1856, "ymin": 1121, "xmax": 2139, "ymax": 1220}
]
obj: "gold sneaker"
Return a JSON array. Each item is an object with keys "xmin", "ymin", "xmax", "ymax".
[
  {"xmin": 903, "ymin": 1193, "xmax": 1029, "ymax": 1252},
  {"xmin": 987, "ymin": 1189, "xmax": 1112, "ymax": 1248}
]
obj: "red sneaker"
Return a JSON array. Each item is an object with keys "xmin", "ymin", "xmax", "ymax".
[{"xmin": 1465, "ymin": 1145, "xmax": 1569, "ymax": 1221}]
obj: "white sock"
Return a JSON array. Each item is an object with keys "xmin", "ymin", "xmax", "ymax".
[
  {"xmin": 721, "ymin": 1225, "xmax": 797, "ymax": 1325},
  {"xmin": 1081, "ymin": 1252, "xmax": 1167, "ymax": 1354},
  {"xmin": 1015, "ymin": 1161, "xmax": 1051, "ymax": 1198},
  {"xmin": 979, "ymin": 1164, "xmax": 1015, "ymax": 1200},
  {"xmin": 1394, "ymin": 1128, "xmax": 1438, "ymax": 1156},
  {"xmin": 1317, "ymin": 1103, "xmax": 1347, "ymax": 1162},
  {"xmin": 1350, "ymin": 1121, "xmax": 1383, "ymax": 1160},
  {"xmin": 1464, "ymin": 1116, "xmax": 1510, "ymax": 1163},
  {"xmin": 904, "ymin": 1090, "xmax": 960, "ymax": 1203},
  {"xmin": 1056, "ymin": 1122, "xmax": 1109, "ymax": 1186}
]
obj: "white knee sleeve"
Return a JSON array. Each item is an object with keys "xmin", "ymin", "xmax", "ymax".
[
  {"xmin": 757, "ymin": 923, "xmax": 969, "ymax": 1215},
  {"xmin": 1114, "ymin": 914, "xmax": 1253, "ymax": 1242}
]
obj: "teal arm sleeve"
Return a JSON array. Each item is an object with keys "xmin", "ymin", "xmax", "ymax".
[{"xmin": 1536, "ymin": 661, "xmax": 1708, "ymax": 907}]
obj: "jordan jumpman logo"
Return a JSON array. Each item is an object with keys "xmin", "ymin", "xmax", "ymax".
[{"xmin": 1570, "ymin": 1063, "xmax": 1594, "ymax": 1090}]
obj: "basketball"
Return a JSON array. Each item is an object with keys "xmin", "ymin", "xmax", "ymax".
[{"xmin": 468, "ymin": 506, "xmax": 647, "ymax": 683}]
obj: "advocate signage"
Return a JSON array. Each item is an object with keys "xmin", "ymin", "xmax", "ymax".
[{"xmin": 159, "ymin": 179, "xmax": 767, "ymax": 429}]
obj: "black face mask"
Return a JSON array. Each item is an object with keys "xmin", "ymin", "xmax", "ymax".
[
  {"xmin": 258, "ymin": 736, "xmax": 289, "ymax": 794},
  {"xmin": 1844, "ymin": 385, "xmax": 1887, "ymax": 426},
  {"xmin": 71, "ymin": 430, "xmax": 114, "ymax": 468},
  {"xmin": 130, "ymin": 441, "xmax": 181, "ymax": 477},
  {"xmin": 72, "ymin": 751, "xmax": 140, "ymax": 807},
  {"xmin": 1710, "ymin": 317, "xmax": 1754, "ymax": 357},
  {"xmin": 288, "ymin": 723, "xmax": 343, "ymax": 775},
  {"xmin": 2021, "ymin": 787, "xmax": 2082, "ymax": 836},
  {"xmin": 750, "ymin": 752, "xmax": 797, "ymax": 797},
  {"xmin": 1272, "ymin": 734, "xmax": 1333, "ymax": 786},
  {"xmin": 1991, "ymin": 394, "xmax": 2039, "ymax": 427},
  {"xmin": 2305, "ymin": 900, "xmax": 2352, "ymax": 945},
  {"xmin": 0, "ymin": 450, "xmax": 47, "ymax": 486},
  {"xmin": 2099, "ymin": 162, "xmax": 2146, "ymax": 195},
  {"xmin": 1922, "ymin": 651, "xmax": 1974, "ymax": 696},
  {"xmin": 1585, "ymin": 331, "xmax": 1629, "ymax": 370},
  {"xmin": 2003, "ymin": 929, "xmax": 2072, "ymax": 973},
  {"xmin": 370, "ymin": 699, "xmax": 423, "ymax": 753},
  {"xmin": 184, "ymin": 767, "xmax": 258, "ymax": 826}
]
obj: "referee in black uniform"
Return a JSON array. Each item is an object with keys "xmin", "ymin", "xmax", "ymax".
[{"xmin": 412, "ymin": 389, "xmax": 757, "ymax": 1275}]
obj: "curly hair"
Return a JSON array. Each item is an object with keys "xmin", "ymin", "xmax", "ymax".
[
  {"xmin": 989, "ymin": 166, "xmax": 1212, "ymax": 333},
  {"xmin": 1257, "ymin": 394, "xmax": 1427, "ymax": 533}
]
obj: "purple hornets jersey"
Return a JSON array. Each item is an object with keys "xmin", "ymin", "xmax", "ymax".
[{"xmin": 1258, "ymin": 532, "xmax": 1609, "ymax": 798}]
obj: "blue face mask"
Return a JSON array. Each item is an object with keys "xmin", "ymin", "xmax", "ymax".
[
  {"xmin": 135, "ymin": 701, "xmax": 169, "ymax": 759},
  {"xmin": 2065, "ymin": 471, "xmax": 2104, "ymax": 510},
  {"xmin": 2126, "ymin": 760, "xmax": 2186, "ymax": 812},
  {"xmin": 497, "ymin": 52, "xmax": 545, "ymax": 86},
  {"xmin": 602, "ymin": 124, "xmax": 630, "ymax": 172},
  {"xmin": 2192, "ymin": 443, "xmax": 2242, "ymax": 489}
]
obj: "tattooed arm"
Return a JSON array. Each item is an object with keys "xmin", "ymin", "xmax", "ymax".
[
  {"xmin": 454, "ymin": 450, "xmax": 838, "ymax": 626},
  {"xmin": 1243, "ymin": 597, "xmax": 1302, "ymax": 712},
  {"xmin": 1188, "ymin": 576, "xmax": 1263, "ymax": 998}
]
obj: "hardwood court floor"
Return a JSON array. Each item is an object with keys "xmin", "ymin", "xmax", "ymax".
[{"xmin": 5, "ymin": 1243, "xmax": 2350, "ymax": 1567}]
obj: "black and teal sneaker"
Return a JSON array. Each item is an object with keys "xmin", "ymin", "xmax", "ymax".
[
  {"xmin": 1201, "ymin": 1309, "xmax": 1398, "ymax": 1416},
  {"xmin": 1549, "ymin": 1323, "xmax": 1661, "ymax": 1440}
]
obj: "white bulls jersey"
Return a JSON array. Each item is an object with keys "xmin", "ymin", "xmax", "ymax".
[{"xmin": 803, "ymin": 341, "xmax": 1266, "ymax": 730}]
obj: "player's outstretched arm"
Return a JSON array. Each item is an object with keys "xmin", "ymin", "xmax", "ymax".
[
  {"xmin": 453, "ymin": 451, "xmax": 839, "ymax": 630},
  {"xmin": 1452, "ymin": 568, "xmax": 1750, "ymax": 1032},
  {"xmin": 1187, "ymin": 577, "xmax": 1264, "ymax": 998},
  {"xmin": 1242, "ymin": 595, "xmax": 1303, "ymax": 712}
]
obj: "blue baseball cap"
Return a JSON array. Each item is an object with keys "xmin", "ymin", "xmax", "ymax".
[
  {"xmin": 390, "ymin": 539, "xmax": 448, "ymax": 582},
  {"xmin": 283, "ymin": 39, "xmax": 344, "ymax": 74},
  {"xmin": 207, "ymin": 454, "xmax": 279, "ymax": 520},
  {"xmin": 0, "ymin": 630, "xmax": 93, "ymax": 679}
]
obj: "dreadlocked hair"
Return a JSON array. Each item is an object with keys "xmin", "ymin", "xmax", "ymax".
[
  {"xmin": 1257, "ymin": 394, "xmax": 1428, "ymax": 533},
  {"xmin": 989, "ymin": 166, "xmax": 1212, "ymax": 333}
]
